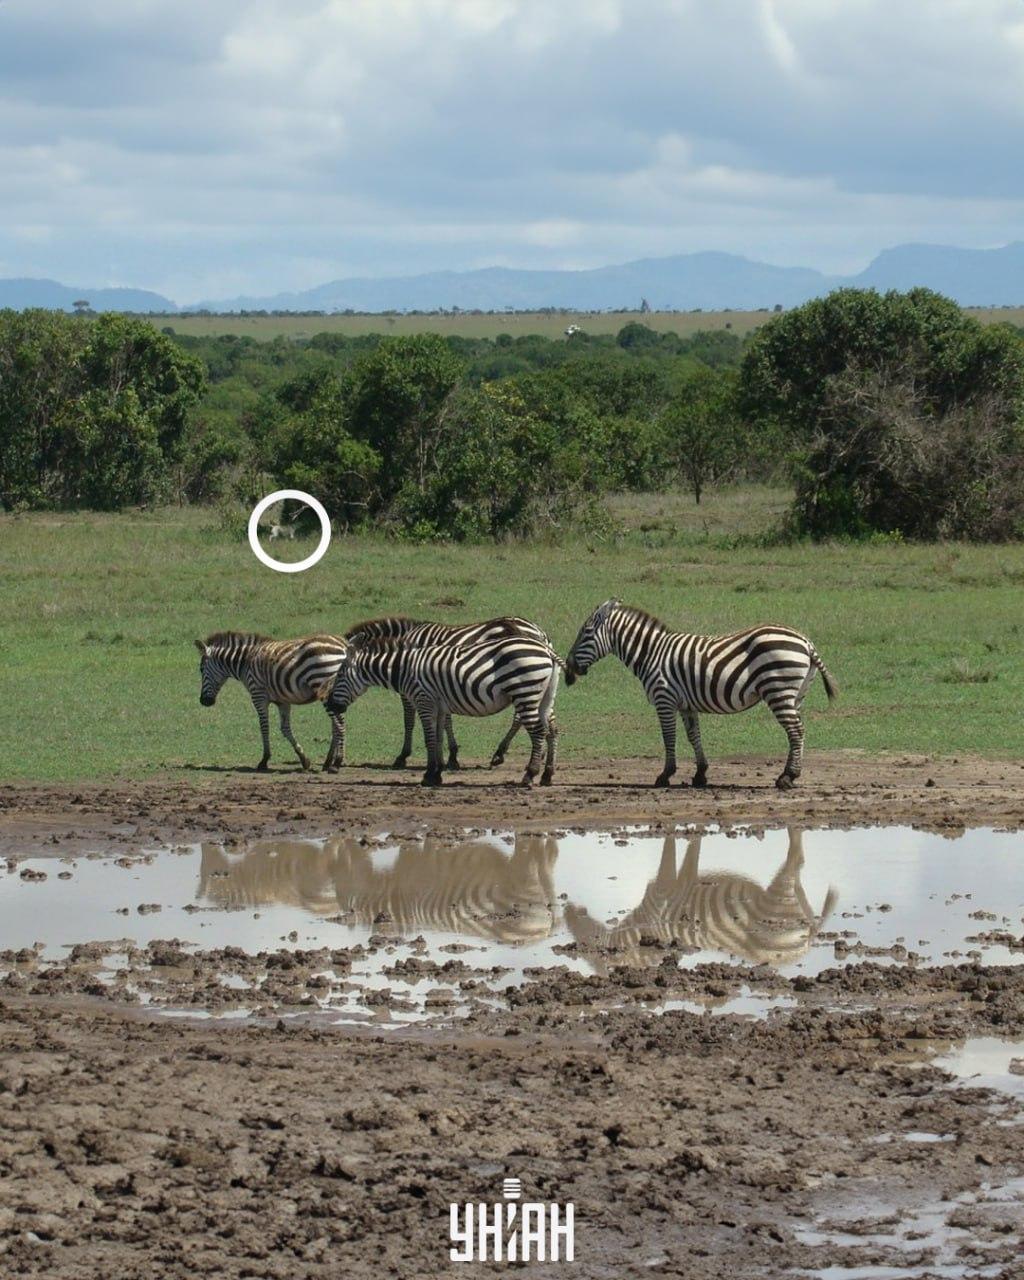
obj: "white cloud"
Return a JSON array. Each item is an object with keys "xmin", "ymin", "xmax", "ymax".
[{"xmin": 0, "ymin": 0, "xmax": 1022, "ymax": 297}]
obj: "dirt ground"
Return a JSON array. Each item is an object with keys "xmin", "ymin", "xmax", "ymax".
[
  {"xmin": 2, "ymin": 753, "xmax": 1024, "ymax": 1278},
  {"xmin": 3, "ymin": 750, "xmax": 1024, "ymax": 854}
]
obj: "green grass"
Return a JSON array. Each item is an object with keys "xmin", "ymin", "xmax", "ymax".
[
  {"xmin": 2, "ymin": 490, "xmax": 1024, "ymax": 782},
  {"xmin": 151, "ymin": 307, "xmax": 1024, "ymax": 342}
]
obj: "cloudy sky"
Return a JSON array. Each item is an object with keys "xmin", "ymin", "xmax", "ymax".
[{"xmin": 2, "ymin": 0, "xmax": 1023, "ymax": 302}]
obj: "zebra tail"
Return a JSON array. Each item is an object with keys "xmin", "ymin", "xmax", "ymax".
[{"xmin": 811, "ymin": 647, "xmax": 839, "ymax": 702}]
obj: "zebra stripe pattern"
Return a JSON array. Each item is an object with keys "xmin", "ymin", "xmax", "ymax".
[
  {"xmin": 565, "ymin": 599, "xmax": 837, "ymax": 789},
  {"xmin": 195, "ymin": 631, "xmax": 348, "ymax": 773},
  {"xmin": 564, "ymin": 831, "xmax": 837, "ymax": 969},
  {"xmin": 323, "ymin": 630, "xmax": 561, "ymax": 786},
  {"xmin": 345, "ymin": 615, "xmax": 552, "ymax": 769}
]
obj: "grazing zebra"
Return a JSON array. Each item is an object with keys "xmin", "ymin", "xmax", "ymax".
[
  {"xmin": 565, "ymin": 599, "xmax": 837, "ymax": 789},
  {"xmin": 195, "ymin": 631, "xmax": 348, "ymax": 772},
  {"xmin": 565, "ymin": 830, "xmax": 837, "ymax": 970},
  {"xmin": 322, "ymin": 631, "xmax": 561, "ymax": 786},
  {"xmin": 345, "ymin": 615, "xmax": 551, "ymax": 770}
]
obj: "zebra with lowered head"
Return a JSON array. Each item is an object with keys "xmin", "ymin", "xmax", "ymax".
[
  {"xmin": 345, "ymin": 614, "xmax": 552, "ymax": 770},
  {"xmin": 565, "ymin": 600, "xmax": 837, "ymax": 789},
  {"xmin": 321, "ymin": 630, "xmax": 561, "ymax": 786},
  {"xmin": 195, "ymin": 632, "xmax": 348, "ymax": 772}
]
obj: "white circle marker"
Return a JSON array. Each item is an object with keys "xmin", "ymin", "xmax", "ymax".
[{"xmin": 247, "ymin": 489, "xmax": 331, "ymax": 574}]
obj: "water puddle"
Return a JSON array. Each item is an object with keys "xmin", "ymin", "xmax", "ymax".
[
  {"xmin": 933, "ymin": 1036, "xmax": 1024, "ymax": 1100},
  {"xmin": 2, "ymin": 825, "xmax": 1022, "ymax": 1023},
  {"xmin": 794, "ymin": 1177, "xmax": 1024, "ymax": 1278}
]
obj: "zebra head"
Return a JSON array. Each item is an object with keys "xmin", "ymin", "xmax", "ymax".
[
  {"xmin": 565, "ymin": 599, "xmax": 621, "ymax": 684},
  {"xmin": 321, "ymin": 650, "xmax": 370, "ymax": 716},
  {"xmin": 195, "ymin": 639, "xmax": 230, "ymax": 706}
]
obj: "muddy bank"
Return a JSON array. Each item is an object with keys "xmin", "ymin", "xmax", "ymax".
[
  {"xmin": 2, "ymin": 963, "xmax": 1023, "ymax": 1278},
  {"xmin": 3, "ymin": 750, "xmax": 1024, "ymax": 854}
]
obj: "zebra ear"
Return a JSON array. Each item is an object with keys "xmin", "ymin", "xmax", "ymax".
[
  {"xmin": 193, "ymin": 639, "xmax": 207, "ymax": 654},
  {"xmin": 595, "ymin": 598, "xmax": 620, "ymax": 625}
]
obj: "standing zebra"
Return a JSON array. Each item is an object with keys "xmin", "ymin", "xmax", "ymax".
[
  {"xmin": 322, "ymin": 632, "xmax": 561, "ymax": 786},
  {"xmin": 345, "ymin": 615, "xmax": 551, "ymax": 769},
  {"xmin": 195, "ymin": 632, "xmax": 348, "ymax": 772},
  {"xmin": 565, "ymin": 600, "xmax": 837, "ymax": 789}
]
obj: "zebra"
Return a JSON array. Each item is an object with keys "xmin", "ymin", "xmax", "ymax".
[
  {"xmin": 195, "ymin": 631, "xmax": 348, "ymax": 773},
  {"xmin": 344, "ymin": 615, "xmax": 552, "ymax": 770},
  {"xmin": 565, "ymin": 599, "xmax": 837, "ymax": 789},
  {"xmin": 564, "ymin": 830, "xmax": 837, "ymax": 970},
  {"xmin": 321, "ymin": 631, "xmax": 561, "ymax": 786}
]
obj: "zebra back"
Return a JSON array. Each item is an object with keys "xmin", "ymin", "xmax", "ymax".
[
  {"xmin": 345, "ymin": 614, "xmax": 551, "ymax": 651},
  {"xmin": 203, "ymin": 631, "xmax": 348, "ymax": 703}
]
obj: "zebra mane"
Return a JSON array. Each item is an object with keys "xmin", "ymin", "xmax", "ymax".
[
  {"xmin": 344, "ymin": 615, "xmax": 423, "ymax": 640},
  {"xmin": 203, "ymin": 630, "xmax": 271, "ymax": 649},
  {"xmin": 614, "ymin": 604, "xmax": 669, "ymax": 633},
  {"xmin": 345, "ymin": 633, "xmax": 406, "ymax": 655}
]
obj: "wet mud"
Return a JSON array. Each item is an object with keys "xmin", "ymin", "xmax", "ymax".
[
  {"xmin": 2, "ymin": 759, "xmax": 1024, "ymax": 1277},
  {"xmin": 3, "ymin": 750, "xmax": 1024, "ymax": 855}
]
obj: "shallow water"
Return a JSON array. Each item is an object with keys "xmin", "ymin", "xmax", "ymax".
[{"xmin": 3, "ymin": 824, "xmax": 1023, "ymax": 1022}]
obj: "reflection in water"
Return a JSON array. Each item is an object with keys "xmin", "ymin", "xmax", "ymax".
[
  {"xmin": 565, "ymin": 831, "xmax": 837, "ymax": 968},
  {"xmin": 198, "ymin": 828, "xmax": 835, "ymax": 968},
  {"xmin": 199, "ymin": 834, "xmax": 558, "ymax": 944}
]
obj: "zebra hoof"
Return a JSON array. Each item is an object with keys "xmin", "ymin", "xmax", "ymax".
[
  {"xmin": 421, "ymin": 772, "xmax": 443, "ymax": 787},
  {"xmin": 519, "ymin": 774, "xmax": 535, "ymax": 788},
  {"xmin": 446, "ymin": 757, "xmax": 461, "ymax": 772},
  {"xmin": 775, "ymin": 772, "xmax": 797, "ymax": 791},
  {"xmin": 256, "ymin": 760, "xmax": 270, "ymax": 773},
  {"xmin": 540, "ymin": 770, "xmax": 554, "ymax": 787},
  {"xmin": 489, "ymin": 754, "xmax": 505, "ymax": 768},
  {"xmin": 299, "ymin": 759, "xmax": 312, "ymax": 772},
  {"xmin": 654, "ymin": 774, "xmax": 671, "ymax": 788},
  {"xmin": 323, "ymin": 764, "xmax": 340, "ymax": 774},
  {"xmin": 691, "ymin": 772, "xmax": 708, "ymax": 789}
]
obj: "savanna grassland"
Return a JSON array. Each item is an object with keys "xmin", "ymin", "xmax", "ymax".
[
  {"xmin": 3, "ymin": 486, "xmax": 1023, "ymax": 783},
  {"xmin": 156, "ymin": 306, "xmax": 1024, "ymax": 341}
]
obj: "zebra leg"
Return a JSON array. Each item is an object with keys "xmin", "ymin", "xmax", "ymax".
[
  {"xmin": 323, "ymin": 712, "xmax": 345, "ymax": 772},
  {"xmin": 519, "ymin": 717, "xmax": 547, "ymax": 787},
  {"xmin": 445, "ymin": 713, "xmax": 461, "ymax": 771},
  {"xmin": 391, "ymin": 697, "xmax": 416, "ymax": 769},
  {"xmin": 277, "ymin": 704, "xmax": 312, "ymax": 771},
  {"xmin": 653, "ymin": 693, "xmax": 678, "ymax": 787},
  {"xmin": 766, "ymin": 693, "xmax": 804, "ymax": 789},
  {"xmin": 681, "ymin": 710, "xmax": 709, "ymax": 787},
  {"xmin": 252, "ymin": 695, "xmax": 272, "ymax": 771},
  {"xmin": 490, "ymin": 714, "xmax": 521, "ymax": 768},
  {"xmin": 417, "ymin": 699, "xmax": 444, "ymax": 786},
  {"xmin": 540, "ymin": 714, "xmax": 558, "ymax": 786}
]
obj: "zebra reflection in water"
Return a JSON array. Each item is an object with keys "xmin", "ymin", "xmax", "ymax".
[
  {"xmin": 198, "ymin": 833, "xmax": 558, "ymax": 946},
  {"xmin": 564, "ymin": 829, "xmax": 836, "ymax": 969}
]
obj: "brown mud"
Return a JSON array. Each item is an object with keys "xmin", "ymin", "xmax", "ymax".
[
  {"xmin": 3, "ymin": 750, "xmax": 1024, "ymax": 854},
  {"xmin": 2, "ymin": 966, "xmax": 1024, "ymax": 1278},
  {"xmin": 2, "ymin": 753, "xmax": 1024, "ymax": 1277}
]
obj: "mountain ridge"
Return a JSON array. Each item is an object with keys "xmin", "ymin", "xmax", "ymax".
[{"xmin": 3, "ymin": 243, "xmax": 1024, "ymax": 314}]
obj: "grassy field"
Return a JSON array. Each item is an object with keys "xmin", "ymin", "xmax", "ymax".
[
  {"xmin": 152, "ymin": 307, "xmax": 1024, "ymax": 342},
  {"xmin": 2, "ymin": 487, "xmax": 1023, "ymax": 783}
]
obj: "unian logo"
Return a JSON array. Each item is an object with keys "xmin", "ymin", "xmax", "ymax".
[{"xmin": 449, "ymin": 1177, "xmax": 575, "ymax": 1262}]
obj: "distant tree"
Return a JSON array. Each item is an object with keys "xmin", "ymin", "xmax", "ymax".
[
  {"xmin": 72, "ymin": 299, "xmax": 91, "ymax": 315},
  {"xmin": 616, "ymin": 321, "xmax": 660, "ymax": 352},
  {"xmin": 740, "ymin": 286, "xmax": 1024, "ymax": 440},
  {"xmin": 661, "ymin": 367, "xmax": 742, "ymax": 504},
  {"xmin": 344, "ymin": 334, "xmax": 465, "ymax": 502}
]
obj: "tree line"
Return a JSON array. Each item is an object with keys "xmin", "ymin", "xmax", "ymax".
[{"xmin": 2, "ymin": 289, "xmax": 1023, "ymax": 541}]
